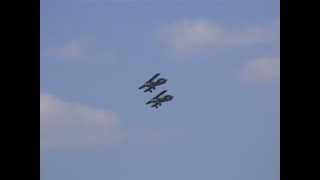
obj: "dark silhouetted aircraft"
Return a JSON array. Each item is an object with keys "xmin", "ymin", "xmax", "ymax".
[
  {"xmin": 139, "ymin": 73, "xmax": 167, "ymax": 93},
  {"xmin": 146, "ymin": 90, "xmax": 174, "ymax": 108}
]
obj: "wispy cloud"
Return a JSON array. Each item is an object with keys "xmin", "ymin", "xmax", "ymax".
[
  {"xmin": 241, "ymin": 56, "xmax": 280, "ymax": 81},
  {"xmin": 48, "ymin": 41, "xmax": 84, "ymax": 59},
  {"xmin": 41, "ymin": 92, "xmax": 125, "ymax": 148},
  {"xmin": 45, "ymin": 40, "xmax": 117, "ymax": 62},
  {"xmin": 40, "ymin": 92, "xmax": 185, "ymax": 149},
  {"xmin": 160, "ymin": 19, "xmax": 276, "ymax": 56}
]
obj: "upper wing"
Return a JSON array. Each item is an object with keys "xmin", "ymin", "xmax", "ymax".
[
  {"xmin": 139, "ymin": 73, "xmax": 160, "ymax": 89},
  {"xmin": 147, "ymin": 73, "xmax": 160, "ymax": 83},
  {"xmin": 153, "ymin": 90, "xmax": 167, "ymax": 99}
]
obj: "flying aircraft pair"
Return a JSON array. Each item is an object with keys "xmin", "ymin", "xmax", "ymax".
[{"xmin": 138, "ymin": 73, "xmax": 174, "ymax": 109}]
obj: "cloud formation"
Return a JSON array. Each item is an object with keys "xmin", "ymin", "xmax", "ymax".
[
  {"xmin": 161, "ymin": 19, "xmax": 275, "ymax": 56},
  {"xmin": 41, "ymin": 93, "xmax": 124, "ymax": 148},
  {"xmin": 241, "ymin": 56, "xmax": 280, "ymax": 81},
  {"xmin": 46, "ymin": 40, "xmax": 117, "ymax": 62}
]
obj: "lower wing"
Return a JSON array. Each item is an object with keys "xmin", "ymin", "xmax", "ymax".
[
  {"xmin": 144, "ymin": 86, "xmax": 153, "ymax": 92},
  {"xmin": 138, "ymin": 84, "xmax": 146, "ymax": 89}
]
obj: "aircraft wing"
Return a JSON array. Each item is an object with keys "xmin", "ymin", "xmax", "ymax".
[
  {"xmin": 147, "ymin": 73, "xmax": 160, "ymax": 82},
  {"xmin": 146, "ymin": 98, "xmax": 156, "ymax": 105},
  {"xmin": 152, "ymin": 90, "xmax": 167, "ymax": 99},
  {"xmin": 138, "ymin": 84, "xmax": 146, "ymax": 89},
  {"xmin": 144, "ymin": 86, "xmax": 153, "ymax": 92},
  {"xmin": 139, "ymin": 73, "xmax": 160, "ymax": 89}
]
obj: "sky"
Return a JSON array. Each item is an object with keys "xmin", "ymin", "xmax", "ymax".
[{"xmin": 41, "ymin": 0, "xmax": 280, "ymax": 180}]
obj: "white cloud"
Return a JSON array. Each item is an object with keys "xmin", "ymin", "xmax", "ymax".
[
  {"xmin": 161, "ymin": 19, "xmax": 275, "ymax": 56},
  {"xmin": 41, "ymin": 93, "xmax": 125, "ymax": 148},
  {"xmin": 40, "ymin": 93, "xmax": 185, "ymax": 149},
  {"xmin": 241, "ymin": 56, "xmax": 280, "ymax": 81},
  {"xmin": 46, "ymin": 40, "xmax": 117, "ymax": 62}
]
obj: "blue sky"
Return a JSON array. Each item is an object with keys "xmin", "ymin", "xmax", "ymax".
[{"xmin": 41, "ymin": 0, "xmax": 279, "ymax": 180}]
